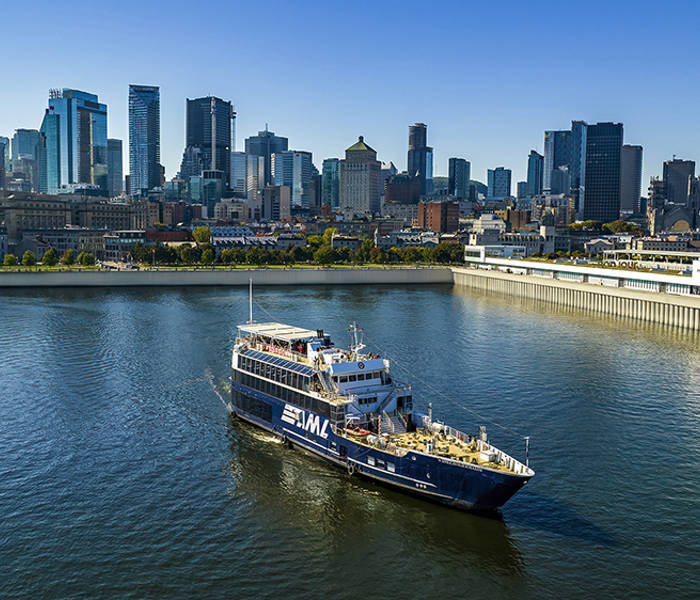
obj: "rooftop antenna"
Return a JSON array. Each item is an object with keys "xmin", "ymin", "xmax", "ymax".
[
  {"xmin": 248, "ymin": 278, "xmax": 254, "ymax": 323},
  {"xmin": 348, "ymin": 322, "xmax": 365, "ymax": 358}
]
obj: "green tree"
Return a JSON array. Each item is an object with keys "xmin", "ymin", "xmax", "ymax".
[
  {"xmin": 336, "ymin": 246, "xmax": 352, "ymax": 263},
  {"xmin": 314, "ymin": 245, "xmax": 337, "ymax": 265},
  {"xmin": 602, "ymin": 219, "xmax": 642, "ymax": 235},
  {"xmin": 386, "ymin": 247, "xmax": 402, "ymax": 263},
  {"xmin": 3, "ymin": 254, "xmax": 17, "ymax": 266},
  {"xmin": 201, "ymin": 247, "xmax": 215, "ymax": 265},
  {"xmin": 369, "ymin": 246, "xmax": 386, "ymax": 264},
  {"xmin": 179, "ymin": 244, "xmax": 194, "ymax": 264},
  {"xmin": 193, "ymin": 226, "xmax": 212, "ymax": 245},
  {"xmin": 81, "ymin": 252, "xmax": 95, "ymax": 266},
  {"xmin": 322, "ymin": 227, "xmax": 338, "ymax": 246},
  {"xmin": 22, "ymin": 250, "xmax": 37, "ymax": 266},
  {"xmin": 42, "ymin": 248, "xmax": 58, "ymax": 266},
  {"xmin": 306, "ymin": 235, "xmax": 323, "ymax": 249},
  {"xmin": 61, "ymin": 249, "xmax": 76, "ymax": 265},
  {"xmin": 356, "ymin": 238, "xmax": 374, "ymax": 263},
  {"xmin": 401, "ymin": 247, "xmax": 422, "ymax": 264}
]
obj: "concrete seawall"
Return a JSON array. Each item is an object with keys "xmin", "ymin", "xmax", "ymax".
[
  {"xmin": 0, "ymin": 267, "xmax": 453, "ymax": 288},
  {"xmin": 452, "ymin": 267, "xmax": 700, "ymax": 331}
]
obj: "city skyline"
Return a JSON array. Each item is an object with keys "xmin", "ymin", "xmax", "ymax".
[{"xmin": 2, "ymin": 0, "xmax": 699, "ymax": 190}]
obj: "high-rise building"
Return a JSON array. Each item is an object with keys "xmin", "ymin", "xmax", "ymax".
[
  {"xmin": 10, "ymin": 129, "xmax": 40, "ymax": 191},
  {"xmin": 38, "ymin": 112, "xmax": 60, "ymax": 193},
  {"xmin": 271, "ymin": 150, "xmax": 313, "ymax": 208},
  {"xmin": 526, "ymin": 150, "xmax": 544, "ymax": 196},
  {"xmin": 11, "ymin": 129, "xmax": 40, "ymax": 163},
  {"xmin": 487, "ymin": 167, "xmax": 512, "ymax": 198},
  {"xmin": 339, "ymin": 136, "xmax": 381, "ymax": 215},
  {"xmin": 417, "ymin": 199, "xmax": 459, "ymax": 233},
  {"xmin": 448, "ymin": 158, "xmax": 470, "ymax": 199},
  {"xmin": 261, "ymin": 185, "xmax": 291, "ymax": 221},
  {"xmin": 385, "ymin": 173, "xmax": 421, "ymax": 205},
  {"xmin": 245, "ymin": 128, "xmax": 288, "ymax": 186},
  {"xmin": 662, "ymin": 159, "xmax": 695, "ymax": 205},
  {"xmin": 407, "ymin": 123, "xmax": 433, "ymax": 195},
  {"xmin": 550, "ymin": 166, "xmax": 571, "ymax": 195},
  {"xmin": 543, "ymin": 130, "xmax": 571, "ymax": 192},
  {"xmin": 107, "ymin": 139, "xmax": 123, "ymax": 197},
  {"xmin": 0, "ymin": 137, "xmax": 9, "ymax": 174},
  {"xmin": 582, "ymin": 122, "xmax": 623, "ymax": 222},
  {"xmin": 179, "ymin": 96, "xmax": 234, "ymax": 187},
  {"xmin": 569, "ymin": 121, "xmax": 588, "ymax": 213},
  {"xmin": 620, "ymin": 145, "xmax": 643, "ymax": 213},
  {"xmin": 246, "ymin": 154, "xmax": 265, "ymax": 201},
  {"xmin": 321, "ymin": 158, "xmax": 340, "ymax": 208},
  {"xmin": 128, "ymin": 85, "xmax": 160, "ymax": 196},
  {"xmin": 40, "ymin": 88, "xmax": 108, "ymax": 192},
  {"xmin": 517, "ymin": 181, "xmax": 528, "ymax": 199},
  {"xmin": 230, "ymin": 151, "xmax": 247, "ymax": 196}
]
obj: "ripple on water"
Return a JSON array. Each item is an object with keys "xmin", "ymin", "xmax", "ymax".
[{"xmin": 0, "ymin": 285, "xmax": 699, "ymax": 599}]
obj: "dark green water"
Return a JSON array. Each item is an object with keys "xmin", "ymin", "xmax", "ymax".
[{"xmin": 1, "ymin": 284, "xmax": 699, "ymax": 599}]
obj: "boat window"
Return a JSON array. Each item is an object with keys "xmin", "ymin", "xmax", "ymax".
[
  {"xmin": 367, "ymin": 456, "xmax": 375, "ymax": 466},
  {"xmin": 377, "ymin": 459, "xmax": 386, "ymax": 469},
  {"xmin": 348, "ymin": 375, "xmax": 357, "ymax": 382},
  {"xmin": 340, "ymin": 376, "xmax": 349, "ymax": 383},
  {"xmin": 357, "ymin": 373, "xmax": 365, "ymax": 381},
  {"xmin": 387, "ymin": 463, "xmax": 395, "ymax": 473}
]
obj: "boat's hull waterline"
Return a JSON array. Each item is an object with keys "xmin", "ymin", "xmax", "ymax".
[{"xmin": 228, "ymin": 382, "xmax": 531, "ymax": 511}]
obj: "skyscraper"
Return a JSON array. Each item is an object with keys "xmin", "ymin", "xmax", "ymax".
[
  {"xmin": 107, "ymin": 139, "xmax": 123, "ymax": 197},
  {"xmin": 41, "ymin": 88, "xmax": 108, "ymax": 192},
  {"xmin": 0, "ymin": 137, "xmax": 9, "ymax": 174},
  {"xmin": 10, "ymin": 129, "xmax": 40, "ymax": 190},
  {"xmin": 230, "ymin": 151, "xmax": 247, "ymax": 196},
  {"xmin": 11, "ymin": 129, "xmax": 40, "ymax": 163},
  {"xmin": 339, "ymin": 136, "xmax": 381, "ymax": 215},
  {"xmin": 246, "ymin": 154, "xmax": 265, "ymax": 201},
  {"xmin": 407, "ymin": 123, "xmax": 433, "ymax": 195},
  {"xmin": 526, "ymin": 150, "xmax": 544, "ymax": 196},
  {"xmin": 543, "ymin": 130, "xmax": 571, "ymax": 192},
  {"xmin": 583, "ymin": 122, "xmax": 623, "ymax": 222},
  {"xmin": 448, "ymin": 158, "xmax": 470, "ymax": 199},
  {"xmin": 662, "ymin": 159, "xmax": 695, "ymax": 205},
  {"xmin": 38, "ymin": 111, "xmax": 60, "ymax": 193},
  {"xmin": 272, "ymin": 150, "xmax": 314, "ymax": 208},
  {"xmin": 180, "ymin": 96, "xmax": 234, "ymax": 187},
  {"xmin": 128, "ymin": 85, "xmax": 160, "ymax": 196},
  {"xmin": 245, "ymin": 128, "xmax": 288, "ymax": 186},
  {"xmin": 620, "ymin": 145, "xmax": 643, "ymax": 213},
  {"xmin": 321, "ymin": 158, "xmax": 340, "ymax": 208},
  {"xmin": 569, "ymin": 121, "xmax": 588, "ymax": 213},
  {"xmin": 487, "ymin": 167, "xmax": 512, "ymax": 198}
]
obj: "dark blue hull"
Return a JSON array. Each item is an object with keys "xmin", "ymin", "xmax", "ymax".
[{"xmin": 230, "ymin": 381, "xmax": 530, "ymax": 511}]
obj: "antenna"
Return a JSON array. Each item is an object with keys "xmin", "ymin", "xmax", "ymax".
[
  {"xmin": 348, "ymin": 322, "xmax": 365, "ymax": 358},
  {"xmin": 248, "ymin": 278, "xmax": 254, "ymax": 323}
]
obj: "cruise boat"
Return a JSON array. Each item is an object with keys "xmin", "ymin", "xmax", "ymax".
[{"xmin": 229, "ymin": 321, "xmax": 534, "ymax": 511}]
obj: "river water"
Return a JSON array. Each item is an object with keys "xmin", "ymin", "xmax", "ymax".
[{"xmin": 1, "ymin": 284, "xmax": 698, "ymax": 599}]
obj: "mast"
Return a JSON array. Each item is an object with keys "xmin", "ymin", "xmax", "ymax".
[{"xmin": 248, "ymin": 278, "xmax": 253, "ymax": 323}]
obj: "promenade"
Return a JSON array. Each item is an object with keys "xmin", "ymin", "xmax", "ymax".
[{"xmin": 0, "ymin": 266, "xmax": 454, "ymax": 287}]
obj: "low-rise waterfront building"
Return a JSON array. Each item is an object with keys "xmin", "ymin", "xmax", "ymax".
[
  {"xmin": 464, "ymin": 250, "xmax": 700, "ymax": 296},
  {"xmin": 103, "ymin": 230, "xmax": 146, "ymax": 262}
]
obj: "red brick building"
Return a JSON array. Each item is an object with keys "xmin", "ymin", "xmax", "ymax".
[{"xmin": 417, "ymin": 200, "xmax": 459, "ymax": 233}]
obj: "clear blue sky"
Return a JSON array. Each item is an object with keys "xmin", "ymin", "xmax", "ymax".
[{"xmin": 1, "ymin": 0, "xmax": 698, "ymax": 188}]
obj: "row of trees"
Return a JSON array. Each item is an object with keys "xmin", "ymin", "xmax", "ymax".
[
  {"xmin": 2, "ymin": 248, "xmax": 95, "ymax": 267},
  {"xmin": 569, "ymin": 219, "xmax": 643, "ymax": 235},
  {"xmin": 128, "ymin": 239, "xmax": 464, "ymax": 267}
]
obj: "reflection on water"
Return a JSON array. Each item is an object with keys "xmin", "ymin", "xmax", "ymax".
[
  {"xmin": 1, "ymin": 284, "xmax": 698, "ymax": 599},
  {"xmin": 226, "ymin": 419, "xmax": 526, "ymax": 578}
]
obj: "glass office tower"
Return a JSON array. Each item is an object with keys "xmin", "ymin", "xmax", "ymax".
[{"xmin": 128, "ymin": 85, "xmax": 161, "ymax": 196}]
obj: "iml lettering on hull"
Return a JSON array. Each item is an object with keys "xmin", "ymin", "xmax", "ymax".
[{"xmin": 281, "ymin": 404, "xmax": 329, "ymax": 439}]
